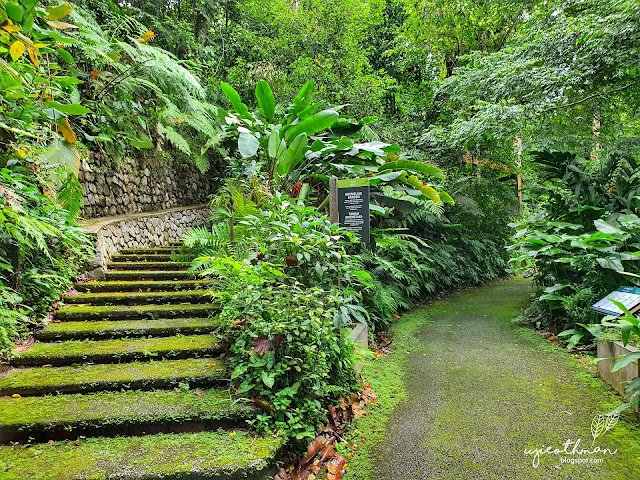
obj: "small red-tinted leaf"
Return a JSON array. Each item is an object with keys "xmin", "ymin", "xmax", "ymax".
[
  {"xmin": 302, "ymin": 436, "xmax": 323, "ymax": 466},
  {"xmin": 319, "ymin": 443, "xmax": 336, "ymax": 463},
  {"xmin": 328, "ymin": 405, "xmax": 342, "ymax": 427},
  {"xmin": 251, "ymin": 397, "xmax": 275, "ymax": 412},
  {"xmin": 253, "ymin": 333, "xmax": 285, "ymax": 354}
]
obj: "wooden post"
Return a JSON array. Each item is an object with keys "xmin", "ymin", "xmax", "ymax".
[{"xmin": 329, "ymin": 176, "xmax": 339, "ymax": 224}]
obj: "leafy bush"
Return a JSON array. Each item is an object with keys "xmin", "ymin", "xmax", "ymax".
[
  {"xmin": 197, "ymin": 256, "xmax": 357, "ymax": 444},
  {"xmin": 510, "ymin": 151, "xmax": 640, "ymax": 332}
]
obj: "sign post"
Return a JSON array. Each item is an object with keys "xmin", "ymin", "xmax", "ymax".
[{"xmin": 331, "ymin": 178, "xmax": 370, "ymax": 243}]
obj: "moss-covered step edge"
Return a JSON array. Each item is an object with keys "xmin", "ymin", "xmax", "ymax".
[
  {"xmin": 0, "ymin": 358, "xmax": 228, "ymax": 396},
  {"xmin": 55, "ymin": 303, "xmax": 220, "ymax": 321},
  {"xmin": 11, "ymin": 334, "xmax": 225, "ymax": 367},
  {"xmin": 63, "ymin": 289, "xmax": 215, "ymax": 306},
  {"xmin": 111, "ymin": 254, "xmax": 176, "ymax": 262},
  {"xmin": 119, "ymin": 247, "xmax": 179, "ymax": 254},
  {"xmin": 36, "ymin": 318, "xmax": 218, "ymax": 341},
  {"xmin": 105, "ymin": 270, "xmax": 195, "ymax": 280},
  {"xmin": 107, "ymin": 261, "xmax": 191, "ymax": 271},
  {"xmin": 0, "ymin": 429, "xmax": 284, "ymax": 480},
  {"xmin": 0, "ymin": 389, "xmax": 256, "ymax": 444},
  {"xmin": 75, "ymin": 280, "xmax": 211, "ymax": 292}
]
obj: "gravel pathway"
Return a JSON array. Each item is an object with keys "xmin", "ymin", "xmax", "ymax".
[{"xmin": 373, "ymin": 277, "xmax": 640, "ymax": 480}]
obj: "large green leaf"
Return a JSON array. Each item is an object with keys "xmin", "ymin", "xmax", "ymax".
[
  {"xmin": 594, "ymin": 219, "xmax": 624, "ymax": 235},
  {"xmin": 596, "ymin": 257, "xmax": 624, "ymax": 271},
  {"xmin": 268, "ymin": 130, "xmax": 279, "ymax": 158},
  {"xmin": 611, "ymin": 352, "xmax": 640, "ymax": 373},
  {"xmin": 40, "ymin": 138, "xmax": 81, "ymax": 175},
  {"xmin": 292, "ymin": 80, "xmax": 314, "ymax": 108},
  {"xmin": 238, "ymin": 131, "xmax": 259, "ymax": 158},
  {"xmin": 255, "ymin": 80, "xmax": 275, "ymax": 121},
  {"xmin": 379, "ymin": 158, "xmax": 445, "ymax": 179},
  {"xmin": 44, "ymin": 101, "xmax": 92, "ymax": 115},
  {"xmin": 439, "ymin": 191, "xmax": 455, "ymax": 205},
  {"xmin": 284, "ymin": 109, "xmax": 338, "ymax": 142},
  {"xmin": 220, "ymin": 82, "xmax": 249, "ymax": 117},
  {"xmin": 275, "ymin": 133, "xmax": 308, "ymax": 181}
]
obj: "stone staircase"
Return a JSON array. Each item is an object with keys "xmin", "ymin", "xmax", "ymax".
[{"xmin": 0, "ymin": 245, "xmax": 282, "ymax": 480}]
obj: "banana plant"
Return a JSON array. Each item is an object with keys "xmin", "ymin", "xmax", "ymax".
[{"xmin": 218, "ymin": 79, "xmax": 454, "ymax": 211}]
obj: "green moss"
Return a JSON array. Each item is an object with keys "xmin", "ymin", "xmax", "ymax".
[
  {"xmin": 55, "ymin": 302, "xmax": 219, "ymax": 321},
  {"xmin": 111, "ymin": 254, "xmax": 174, "ymax": 262},
  {"xmin": 0, "ymin": 358, "xmax": 228, "ymax": 395},
  {"xmin": 119, "ymin": 247, "xmax": 177, "ymax": 254},
  {"xmin": 0, "ymin": 429, "xmax": 283, "ymax": 479},
  {"xmin": 107, "ymin": 261, "xmax": 191, "ymax": 270},
  {"xmin": 37, "ymin": 318, "xmax": 217, "ymax": 341},
  {"xmin": 13, "ymin": 334, "xmax": 224, "ymax": 366},
  {"xmin": 64, "ymin": 289, "xmax": 214, "ymax": 305},
  {"xmin": 345, "ymin": 278, "xmax": 640, "ymax": 480},
  {"xmin": 105, "ymin": 270, "xmax": 194, "ymax": 280},
  {"xmin": 76, "ymin": 280, "xmax": 211, "ymax": 292},
  {"xmin": 0, "ymin": 388, "xmax": 254, "ymax": 431}
]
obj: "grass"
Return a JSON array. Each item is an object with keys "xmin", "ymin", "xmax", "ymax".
[
  {"xmin": 0, "ymin": 357, "xmax": 228, "ymax": 395},
  {"xmin": 13, "ymin": 334, "xmax": 224, "ymax": 366},
  {"xmin": 0, "ymin": 429, "xmax": 283, "ymax": 479}
]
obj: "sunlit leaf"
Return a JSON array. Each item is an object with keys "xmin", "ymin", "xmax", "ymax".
[
  {"xmin": 139, "ymin": 30, "xmax": 155, "ymax": 43},
  {"xmin": 46, "ymin": 3, "xmax": 73, "ymax": 21},
  {"xmin": 9, "ymin": 41, "xmax": 25, "ymax": 61},
  {"xmin": 57, "ymin": 118, "xmax": 77, "ymax": 144}
]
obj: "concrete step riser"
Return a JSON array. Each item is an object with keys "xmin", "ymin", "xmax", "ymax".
[
  {"xmin": 54, "ymin": 305, "xmax": 219, "ymax": 322},
  {"xmin": 0, "ymin": 375, "xmax": 229, "ymax": 397},
  {"xmin": 75, "ymin": 280, "xmax": 210, "ymax": 292},
  {"xmin": 107, "ymin": 262, "xmax": 190, "ymax": 271},
  {"xmin": 12, "ymin": 346, "xmax": 224, "ymax": 367},
  {"xmin": 111, "ymin": 254, "xmax": 174, "ymax": 262},
  {"xmin": 105, "ymin": 271, "xmax": 194, "ymax": 281},
  {"xmin": 63, "ymin": 292, "xmax": 213, "ymax": 306},
  {"xmin": 36, "ymin": 323, "xmax": 217, "ymax": 342},
  {"xmin": 0, "ymin": 418, "xmax": 250, "ymax": 445}
]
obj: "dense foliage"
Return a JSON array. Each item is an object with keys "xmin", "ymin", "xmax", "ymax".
[{"xmin": 4, "ymin": 0, "xmax": 636, "ymax": 441}]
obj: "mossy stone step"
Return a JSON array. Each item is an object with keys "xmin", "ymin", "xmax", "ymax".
[
  {"xmin": 37, "ymin": 318, "xmax": 218, "ymax": 341},
  {"xmin": 12, "ymin": 334, "xmax": 225, "ymax": 367},
  {"xmin": 119, "ymin": 247, "xmax": 178, "ymax": 254},
  {"xmin": 107, "ymin": 261, "xmax": 191, "ymax": 271},
  {"xmin": 75, "ymin": 279, "xmax": 210, "ymax": 292},
  {"xmin": 55, "ymin": 302, "xmax": 219, "ymax": 321},
  {"xmin": 0, "ymin": 388, "xmax": 256, "ymax": 444},
  {"xmin": 63, "ymin": 289, "xmax": 214, "ymax": 306},
  {"xmin": 105, "ymin": 270, "xmax": 194, "ymax": 280},
  {"xmin": 111, "ymin": 253, "xmax": 175, "ymax": 262},
  {"xmin": 0, "ymin": 358, "xmax": 228, "ymax": 396},
  {"xmin": 0, "ymin": 429, "xmax": 283, "ymax": 480}
]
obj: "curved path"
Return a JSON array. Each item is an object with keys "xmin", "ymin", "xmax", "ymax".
[{"xmin": 372, "ymin": 278, "xmax": 640, "ymax": 480}]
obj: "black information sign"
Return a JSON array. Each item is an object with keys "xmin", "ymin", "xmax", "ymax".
[{"xmin": 337, "ymin": 178, "xmax": 370, "ymax": 243}]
